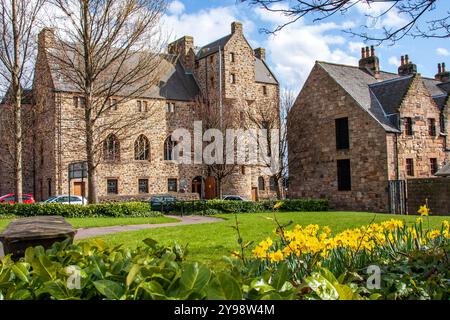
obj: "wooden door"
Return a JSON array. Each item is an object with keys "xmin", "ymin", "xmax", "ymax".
[
  {"xmin": 74, "ymin": 182, "xmax": 86, "ymax": 197},
  {"xmin": 251, "ymin": 187, "xmax": 258, "ymax": 202},
  {"xmin": 204, "ymin": 176, "xmax": 216, "ymax": 200}
]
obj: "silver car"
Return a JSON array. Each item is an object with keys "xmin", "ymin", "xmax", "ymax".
[{"xmin": 43, "ymin": 195, "xmax": 88, "ymax": 205}]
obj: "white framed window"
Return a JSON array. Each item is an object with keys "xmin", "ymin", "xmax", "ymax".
[{"xmin": 166, "ymin": 102, "xmax": 175, "ymax": 113}]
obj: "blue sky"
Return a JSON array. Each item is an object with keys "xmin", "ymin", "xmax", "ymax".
[{"xmin": 162, "ymin": 0, "xmax": 450, "ymax": 92}]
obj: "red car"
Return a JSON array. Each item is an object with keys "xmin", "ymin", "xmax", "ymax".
[{"xmin": 0, "ymin": 193, "xmax": 35, "ymax": 204}]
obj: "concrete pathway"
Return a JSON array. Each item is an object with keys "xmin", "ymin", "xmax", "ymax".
[
  {"xmin": 0, "ymin": 215, "xmax": 223, "ymax": 257},
  {"xmin": 74, "ymin": 215, "xmax": 222, "ymax": 240}
]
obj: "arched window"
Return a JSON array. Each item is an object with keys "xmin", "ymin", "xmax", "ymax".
[
  {"xmin": 164, "ymin": 136, "xmax": 177, "ymax": 161},
  {"xmin": 134, "ymin": 135, "xmax": 150, "ymax": 161},
  {"xmin": 258, "ymin": 177, "xmax": 265, "ymax": 191},
  {"xmin": 269, "ymin": 176, "xmax": 276, "ymax": 192},
  {"xmin": 103, "ymin": 134, "xmax": 120, "ymax": 162}
]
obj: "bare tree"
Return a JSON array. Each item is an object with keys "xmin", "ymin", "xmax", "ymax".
[
  {"xmin": 242, "ymin": 89, "xmax": 295, "ymax": 200},
  {"xmin": 239, "ymin": 0, "xmax": 449, "ymax": 43},
  {"xmin": 47, "ymin": 0, "xmax": 168, "ymax": 203},
  {"xmin": 0, "ymin": 0, "xmax": 46, "ymax": 202},
  {"xmin": 192, "ymin": 93, "xmax": 244, "ymax": 199}
]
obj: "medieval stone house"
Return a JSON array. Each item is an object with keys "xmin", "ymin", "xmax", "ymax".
[
  {"xmin": 288, "ymin": 47, "xmax": 450, "ymax": 212},
  {"xmin": 0, "ymin": 22, "xmax": 280, "ymax": 202}
]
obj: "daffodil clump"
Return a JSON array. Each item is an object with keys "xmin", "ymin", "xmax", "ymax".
[{"xmin": 252, "ymin": 219, "xmax": 450, "ymax": 268}]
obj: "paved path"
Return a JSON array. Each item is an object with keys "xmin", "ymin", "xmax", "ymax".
[
  {"xmin": 0, "ymin": 215, "xmax": 222, "ymax": 257},
  {"xmin": 74, "ymin": 215, "xmax": 222, "ymax": 240}
]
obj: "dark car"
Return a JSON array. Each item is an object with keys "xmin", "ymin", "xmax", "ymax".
[
  {"xmin": 149, "ymin": 195, "xmax": 178, "ymax": 212},
  {"xmin": 222, "ymin": 195, "xmax": 246, "ymax": 201}
]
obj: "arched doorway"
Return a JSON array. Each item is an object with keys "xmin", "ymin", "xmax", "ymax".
[{"xmin": 192, "ymin": 176, "xmax": 204, "ymax": 199}]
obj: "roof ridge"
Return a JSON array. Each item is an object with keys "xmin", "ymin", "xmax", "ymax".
[{"xmin": 317, "ymin": 60, "xmax": 398, "ymax": 76}]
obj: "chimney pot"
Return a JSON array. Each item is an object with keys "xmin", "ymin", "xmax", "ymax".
[
  {"xmin": 438, "ymin": 63, "xmax": 442, "ymax": 74},
  {"xmin": 401, "ymin": 56, "xmax": 405, "ymax": 66},
  {"xmin": 370, "ymin": 45, "xmax": 375, "ymax": 57},
  {"xmin": 361, "ymin": 47, "xmax": 365, "ymax": 59},
  {"xmin": 443, "ymin": 62, "xmax": 446, "ymax": 73},
  {"xmin": 405, "ymin": 54, "xmax": 409, "ymax": 64},
  {"xmin": 365, "ymin": 46, "xmax": 370, "ymax": 57}
]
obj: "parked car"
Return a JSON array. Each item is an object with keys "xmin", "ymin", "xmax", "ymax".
[
  {"xmin": 42, "ymin": 195, "xmax": 88, "ymax": 205},
  {"xmin": 222, "ymin": 195, "xmax": 246, "ymax": 201},
  {"xmin": 148, "ymin": 195, "xmax": 178, "ymax": 212},
  {"xmin": 0, "ymin": 193, "xmax": 35, "ymax": 204}
]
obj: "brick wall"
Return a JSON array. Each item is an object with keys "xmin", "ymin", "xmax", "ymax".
[{"xmin": 407, "ymin": 178, "xmax": 450, "ymax": 215}]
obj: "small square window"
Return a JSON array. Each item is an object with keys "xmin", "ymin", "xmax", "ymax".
[
  {"xmin": 79, "ymin": 97, "xmax": 86, "ymax": 108},
  {"xmin": 137, "ymin": 100, "xmax": 142, "ymax": 112},
  {"xmin": 210, "ymin": 55, "xmax": 214, "ymax": 64},
  {"xmin": 166, "ymin": 102, "xmax": 175, "ymax": 113},
  {"xmin": 73, "ymin": 97, "xmax": 78, "ymax": 108},
  {"xmin": 230, "ymin": 52, "xmax": 235, "ymax": 62},
  {"xmin": 262, "ymin": 86, "xmax": 267, "ymax": 95},
  {"xmin": 168, "ymin": 178, "xmax": 177, "ymax": 192},
  {"xmin": 138, "ymin": 179, "xmax": 149, "ymax": 194},
  {"xmin": 107, "ymin": 179, "xmax": 118, "ymax": 194},
  {"xmin": 404, "ymin": 118, "xmax": 413, "ymax": 136},
  {"xmin": 143, "ymin": 101, "xmax": 148, "ymax": 112},
  {"xmin": 337, "ymin": 159, "xmax": 351, "ymax": 191}
]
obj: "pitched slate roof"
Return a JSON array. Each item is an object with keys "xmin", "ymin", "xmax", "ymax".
[
  {"xmin": 317, "ymin": 61, "xmax": 448, "ymax": 132},
  {"xmin": 48, "ymin": 50, "xmax": 199, "ymax": 101},
  {"xmin": 196, "ymin": 35, "xmax": 232, "ymax": 60},
  {"xmin": 435, "ymin": 163, "xmax": 450, "ymax": 177}
]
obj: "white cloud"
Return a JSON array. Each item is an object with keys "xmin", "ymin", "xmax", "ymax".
[
  {"xmin": 355, "ymin": 2, "xmax": 408, "ymax": 30},
  {"xmin": 168, "ymin": 0, "xmax": 185, "ymax": 15},
  {"xmin": 162, "ymin": 5, "xmax": 255, "ymax": 47},
  {"xmin": 389, "ymin": 56, "xmax": 400, "ymax": 67},
  {"xmin": 437, "ymin": 47, "xmax": 450, "ymax": 57},
  {"xmin": 260, "ymin": 14, "xmax": 358, "ymax": 92},
  {"xmin": 348, "ymin": 41, "xmax": 365, "ymax": 54}
]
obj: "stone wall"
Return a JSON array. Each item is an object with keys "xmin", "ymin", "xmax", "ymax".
[
  {"xmin": 406, "ymin": 178, "xmax": 450, "ymax": 215},
  {"xmin": 288, "ymin": 63, "xmax": 390, "ymax": 212}
]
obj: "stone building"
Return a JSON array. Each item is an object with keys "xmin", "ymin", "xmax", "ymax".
[
  {"xmin": 0, "ymin": 22, "xmax": 280, "ymax": 202},
  {"xmin": 288, "ymin": 46, "xmax": 450, "ymax": 212}
]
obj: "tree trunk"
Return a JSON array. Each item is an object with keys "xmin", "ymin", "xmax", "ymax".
[
  {"xmin": 273, "ymin": 175, "xmax": 282, "ymax": 200},
  {"xmin": 85, "ymin": 120, "xmax": 98, "ymax": 204},
  {"xmin": 217, "ymin": 177, "xmax": 223, "ymax": 199},
  {"xmin": 12, "ymin": 0, "xmax": 23, "ymax": 204}
]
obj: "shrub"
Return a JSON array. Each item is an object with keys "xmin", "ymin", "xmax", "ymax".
[
  {"xmin": 0, "ymin": 238, "xmax": 297, "ymax": 300},
  {"xmin": 0, "ymin": 202, "xmax": 160, "ymax": 218},
  {"xmin": 173, "ymin": 199, "xmax": 329, "ymax": 215}
]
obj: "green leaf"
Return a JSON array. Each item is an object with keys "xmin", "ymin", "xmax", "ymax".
[
  {"xmin": 334, "ymin": 284, "xmax": 355, "ymax": 300},
  {"xmin": 11, "ymin": 289, "xmax": 32, "ymax": 300},
  {"xmin": 126, "ymin": 265, "xmax": 141, "ymax": 288},
  {"xmin": 11, "ymin": 263, "xmax": 30, "ymax": 284},
  {"xmin": 24, "ymin": 247, "xmax": 35, "ymax": 264},
  {"xmin": 318, "ymin": 268, "xmax": 338, "ymax": 285},
  {"xmin": 143, "ymin": 238, "xmax": 158, "ymax": 249},
  {"xmin": 139, "ymin": 281, "xmax": 167, "ymax": 300},
  {"xmin": 260, "ymin": 292, "xmax": 283, "ymax": 300},
  {"xmin": 180, "ymin": 262, "xmax": 211, "ymax": 293},
  {"xmin": 93, "ymin": 280, "xmax": 125, "ymax": 300},
  {"xmin": 207, "ymin": 272, "xmax": 242, "ymax": 300},
  {"xmin": 304, "ymin": 273, "xmax": 339, "ymax": 300},
  {"xmin": 270, "ymin": 263, "xmax": 288, "ymax": 291},
  {"xmin": 31, "ymin": 255, "xmax": 57, "ymax": 281}
]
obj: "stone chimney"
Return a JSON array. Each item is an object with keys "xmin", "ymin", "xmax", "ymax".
[
  {"xmin": 38, "ymin": 28, "xmax": 56, "ymax": 50},
  {"xmin": 359, "ymin": 45, "xmax": 380, "ymax": 77},
  {"xmin": 167, "ymin": 36, "xmax": 195, "ymax": 72},
  {"xmin": 398, "ymin": 54, "xmax": 417, "ymax": 76},
  {"xmin": 435, "ymin": 62, "xmax": 450, "ymax": 82},
  {"xmin": 231, "ymin": 21, "xmax": 243, "ymax": 34},
  {"xmin": 254, "ymin": 48, "xmax": 266, "ymax": 61}
]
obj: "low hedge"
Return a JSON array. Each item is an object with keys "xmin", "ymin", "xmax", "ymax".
[
  {"xmin": 0, "ymin": 202, "xmax": 160, "ymax": 218},
  {"xmin": 174, "ymin": 199, "xmax": 329, "ymax": 215}
]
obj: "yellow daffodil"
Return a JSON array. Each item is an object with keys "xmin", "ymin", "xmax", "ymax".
[{"xmin": 418, "ymin": 205, "xmax": 429, "ymax": 216}]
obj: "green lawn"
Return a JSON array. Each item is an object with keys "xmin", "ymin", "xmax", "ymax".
[
  {"xmin": 0, "ymin": 216, "xmax": 179, "ymax": 232},
  {"xmin": 80, "ymin": 212, "xmax": 449, "ymax": 269}
]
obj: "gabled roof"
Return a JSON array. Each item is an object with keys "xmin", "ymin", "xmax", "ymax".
[
  {"xmin": 48, "ymin": 49, "xmax": 199, "ymax": 101},
  {"xmin": 317, "ymin": 61, "xmax": 448, "ymax": 132},
  {"xmin": 255, "ymin": 58, "xmax": 278, "ymax": 84},
  {"xmin": 196, "ymin": 35, "xmax": 232, "ymax": 60}
]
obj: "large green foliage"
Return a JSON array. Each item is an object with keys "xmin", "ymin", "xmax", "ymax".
[
  {"xmin": 174, "ymin": 199, "xmax": 329, "ymax": 214},
  {"xmin": 0, "ymin": 239, "xmax": 298, "ymax": 300},
  {"xmin": 0, "ymin": 202, "xmax": 160, "ymax": 218}
]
